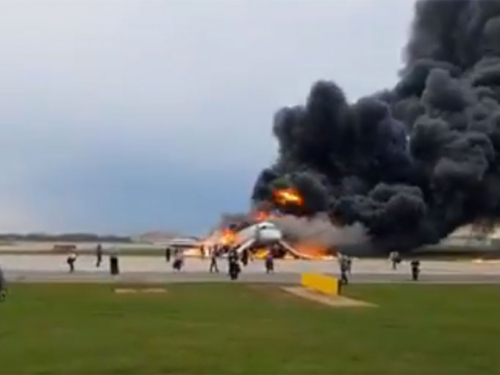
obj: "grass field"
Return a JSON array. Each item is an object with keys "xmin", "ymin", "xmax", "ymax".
[{"xmin": 0, "ymin": 283, "xmax": 499, "ymax": 374}]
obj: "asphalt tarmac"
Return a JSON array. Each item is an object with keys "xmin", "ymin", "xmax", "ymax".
[
  {"xmin": 1, "ymin": 254, "xmax": 499, "ymax": 284},
  {"xmin": 4, "ymin": 270, "xmax": 500, "ymax": 284}
]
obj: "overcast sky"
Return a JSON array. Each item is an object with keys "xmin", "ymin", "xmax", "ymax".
[{"xmin": 0, "ymin": 0, "xmax": 415, "ymax": 235}]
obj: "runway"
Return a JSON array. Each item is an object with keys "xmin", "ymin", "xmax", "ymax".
[{"xmin": 1, "ymin": 254, "xmax": 499, "ymax": 284}]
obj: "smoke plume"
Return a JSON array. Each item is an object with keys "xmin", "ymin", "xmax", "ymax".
[
  {"xmin": 271, "ymin": 214, "xmax": 369, "ymax": 250},
  {"xmin": 252, "ymin": 0, "xmax": 500, "ymax": 253}
]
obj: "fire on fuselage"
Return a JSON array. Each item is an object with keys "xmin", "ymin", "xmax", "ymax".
[
  {"xmin": 216, "ymin": 221, "xmax": 282, "ymax": 248},
  {"xmin": 220, "ymin": 229, "xmax": 237, "ymax": 246}
]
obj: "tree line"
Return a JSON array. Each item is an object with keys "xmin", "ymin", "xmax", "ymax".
[{"xmin": 0, "ymin": 233, "xmax": 132, "ymax": 243}]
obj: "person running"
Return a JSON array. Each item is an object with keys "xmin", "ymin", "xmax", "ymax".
[
  {"xmin": 265, "ymin": 251, "xmax": 274, "ymax": 274},
  {"xmin": 67, "ymin": 252, "xmax": 77, "ymax": 273},
  {"xmin": 209, "ymin": 248, "xmax": 219, "ymax": 273},
  {"xmin": 173, "ymin": 249, "xmax": 184, "ymax": 271},
  {"xmin": 390, "ymin": 251, "xmax": 401, "ymax": 270},
  {"xmin": 96, "ymin": 243, "xmax": 103, "ymax": 268}
]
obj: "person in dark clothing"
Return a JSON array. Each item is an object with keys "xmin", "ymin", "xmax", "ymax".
[
  {"xmin": 96, "ymin": 243, "xmax": 103, "ymax": 268},
  {"xmin": 241, "ymin": 249, "xmax": 249, "ymax": 266},
  {"xmin": 228, "ymin": 260, "xmax": 240, "ymax": 280},
  {"xmin": 109, "ymin": 252, "xmax": 119, "ymax": 275},
  {"xmin": 0, "ymin": 265, "xmax": 6, "ymax": 302},
  {"xmin": 228, "ymin": 249, "xmax": 237, "ymax": 263},
  {"xmin": 173, "ymin": 249, "xmax": 184, "ymax": 271},
  {"xmin": 265, "ymin": 252, "xmax": 274, "ymax": 273},
  {"xmin": 165, "ymin": 246, "xmax": 172, "ymax": 262},
  {"xmin": 228, "ymin": 250, "xmax": 240, "ymax": 280},
  {"xmin": 67, "ymin": 252, "xmax": 77, "ymax": 273},
  {"xmin": 209, "ymin": 249, "xmax": 219, "ymax": 273},
  {"xmin": 411, "ymin": 260, "xmax": 420, "ymax": 281},
  {"xmin": 340, "ymin": 256, "xmax": 349, "ymax": 285}
]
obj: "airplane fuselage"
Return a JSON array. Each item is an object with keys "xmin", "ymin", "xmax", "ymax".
[{"xmin": 233, "ymin": 221, "xmax": 282, "ymax": 247}]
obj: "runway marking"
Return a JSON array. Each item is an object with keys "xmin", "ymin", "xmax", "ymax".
[{"xmin": 114, "ymin": 288, "xmax": 167, "ymax": 294}]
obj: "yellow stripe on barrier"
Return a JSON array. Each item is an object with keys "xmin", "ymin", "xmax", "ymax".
[{"xmin": 301, "ymin": 273, "xmax": 340, "ymax": 296}]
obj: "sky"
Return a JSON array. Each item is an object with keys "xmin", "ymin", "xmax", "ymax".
[{"xmin": 0, "ymin": 0, "xmax": 415, "ymax": 236}]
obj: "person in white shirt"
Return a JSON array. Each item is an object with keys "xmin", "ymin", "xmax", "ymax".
[{"xmin": 389, "ymin": 251, "xmax": 401, "ymax": 270}]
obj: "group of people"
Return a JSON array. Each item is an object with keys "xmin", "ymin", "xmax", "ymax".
[
  {"xmin": 336, "ymin": 251, "xmax": 422, "ymax": 285},
  {"xmin": 62, "ymin": 244, "xmax": 422, "ymax": 283},
  {"xmin": 64, "ymin": 243, "xmax": 278, "ymax": 278},
  {"xmin": 66, "ymin": 243, "xmax": 116, "ymax": 273},
  {"xmin": 164, "ymin": 244, "xmax": 276, "ymax": 279},
  {"xmin": 0, "ymin": 244, "xmax": 429, "ymax": 307},
  {"xmin": 389, "ymin": 251, "xmax": 421, "ymax": 280}
]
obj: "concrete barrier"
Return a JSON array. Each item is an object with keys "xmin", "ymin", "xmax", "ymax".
[{"xmin": 301, "ymin": 273, "xmax": 340, "ymax": 296}]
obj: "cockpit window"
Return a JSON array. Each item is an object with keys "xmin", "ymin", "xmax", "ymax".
[{"xmin": 258, "ymin": 223, "xmax": 275, "ymax": 230}]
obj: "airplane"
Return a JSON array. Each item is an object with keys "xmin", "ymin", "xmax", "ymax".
[{"xmin": 218, "ymin": 221, "xmax": 319, "ymax": 260}]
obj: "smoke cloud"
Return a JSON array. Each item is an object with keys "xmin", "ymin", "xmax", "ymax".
[
  {"xmin": 271, "ymin": 214, "xmax": 368, "ymax": 249},
  {"xmin": 252, "ymin": 0, "xmax": 500, "ymax": 253}
]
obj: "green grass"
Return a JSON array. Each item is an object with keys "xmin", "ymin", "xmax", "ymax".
[{"xmin": 0, "ymin": 283, "xmax": 499, "ymax": 374}]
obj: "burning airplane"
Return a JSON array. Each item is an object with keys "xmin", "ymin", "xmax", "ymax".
[
  {"xmin": 207, "ymin": 220, "xmax": 325, "ymax": 260},
  {"xmin": 201, "ymin": 188, "xmax": 337, "ymax": 260}
]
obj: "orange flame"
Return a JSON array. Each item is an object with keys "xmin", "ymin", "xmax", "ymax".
[
  {"xmin": 253, "ymin": 211, "xmax": 270, "ymax": 222},
  {"xmin": 294, "ymin": 242, "xmax": 333, "ymax": 258},
  {"xmin": 220, "ymin": 229, "xmax": 237, "ymax": 245},
  {"xmin": 273, "ymin": 188, "xmax": 303, "ymax": 206},
  {"xmin": 252, "ymin": 210, "xmax": 281, "ymax": 223}
]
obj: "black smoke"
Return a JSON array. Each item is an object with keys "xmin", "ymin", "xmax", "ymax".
[{"xmin": 252, "ymin": 0, "xmax": 500, "ymax": 253}]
